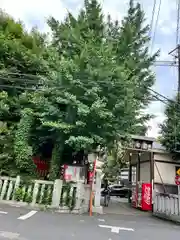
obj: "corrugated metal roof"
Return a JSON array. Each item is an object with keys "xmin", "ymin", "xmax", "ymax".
[
  {"xmin": 152, "ymin": 141, "xmax": 165, "ymax": 150},
  {"xmin": 131, "ymin": 135, "xmax": 155, "ymax": 142}
]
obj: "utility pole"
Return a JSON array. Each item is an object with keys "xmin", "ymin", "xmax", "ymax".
[
  {"xmin": 169, "ymin": 45, "xmax": 180, "ymax": 103},
  {"xmin": 168, "ymin": 44, "xmax": 180, "ymax": 153},
  {"xmin": 178, "ymin": 45, "xmax": 180, "ymax": 103}
]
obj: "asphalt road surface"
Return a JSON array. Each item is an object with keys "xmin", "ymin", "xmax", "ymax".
[{"xmin": 0, "ymin": 204, "xmax": 180, "ymax": 240}]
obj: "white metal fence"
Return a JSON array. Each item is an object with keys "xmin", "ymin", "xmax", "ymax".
[
  {"xmin": 0, "ymin": 176, "xmax": 90, "ymax": 213},
  {"xmin": 153, "ymin": 191, "xmax": 180, "ymax": 220}
]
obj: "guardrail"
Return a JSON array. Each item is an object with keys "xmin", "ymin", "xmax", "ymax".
[
  {"xmin": 153, "ymin": 191, "xmax": 180, "ymax": 222},
  {"xmin": 0, "ymin": 176, "xmax": 90, "ymax": 214}
]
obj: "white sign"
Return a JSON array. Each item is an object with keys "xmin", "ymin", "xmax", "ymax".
[{"xmin": 98, "ymin": 225, "xmax": 134, "ymax": 234}]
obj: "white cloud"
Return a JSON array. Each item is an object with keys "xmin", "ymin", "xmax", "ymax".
[
  {"xmin": 145, "ymin": 102, "xmax": 166, "ymax": 138},
  {"xmin": 0, "ymin": 0, "xmax": 67, "ymax": 32},
  {"xmin": 1, "ymin": 0, "xmax": 175, "ymax": 36},
  {"xmin": 147, "ymin": 113, "xmax": 166, "ymax": 138},
  {"xmin": 0, "ymin": 0, "xmax": 177, "ymax": 138}
]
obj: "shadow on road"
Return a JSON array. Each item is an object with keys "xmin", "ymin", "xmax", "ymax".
[{"xmin": 101, "ymin": 197, "xmax": 151, "ymax": 217}]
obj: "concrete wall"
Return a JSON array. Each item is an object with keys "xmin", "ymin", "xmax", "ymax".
[{"xmin": 154, "ymin": 153, "xmax": 180, "ymax": 185}]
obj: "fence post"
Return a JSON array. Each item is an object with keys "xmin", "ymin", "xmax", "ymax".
[
  {"xmin": 94, "ymin": 171, "xmax": 101, "ymax": 208},
  {"xmin": 75, "ymin": 182, "xmax": 83, "ymax": 211},
  {"xmin": 12, "ymin": 175, "xmax": 21, "ymax": 200},
  {"xmin": 0, "ymin": 179, "xmax": 8, "ymax": 200},
  {"xmin": 92, "ymin": 170, "xmax": 103, "ymax": 214},
  {"xmin": 31, "ymin": 181, "xmax": 39, "ymax": 206},
  {"xmin": 52, "ymin": 179, "xmax": 63, "ymax": 208}
]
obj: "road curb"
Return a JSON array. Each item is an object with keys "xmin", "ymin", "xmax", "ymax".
[{"xmin": 153, "ymin": 213, "xmax": 180, "ymax": 225}]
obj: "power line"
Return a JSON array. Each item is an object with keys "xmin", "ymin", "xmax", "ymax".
[
  {"xmin": 0, "ymin": 71, "xmax": 45, "ymax": 80},
  {"xmin": 0, "ymin": 84, "xmax": 40, "ymax": 91},
  {"xmin": 0, "ymin": 79, "xmax": 177, "ymax": 107},
  {"xmin": 0, "ymin": 60, "xmax": 176, "ymax": 89},
  {"xmin": 0, "ymin": 62, "xmax": 178, "ymax": 106},
  {"xmin": 148, "ymin": 88, "xmax": 177, "ymax": 105},
  {"xmin": 0, "ymin": 76, "xmax": 43, "ymax": 85},
  {"xmin": 154, "ymin": 61, "xmax": 177, "ymax": 67},
  {"xmin": 0, "ymin": 83, "xmax": 63, "ymax": 92},
  {"xmin": 149, "ymin": 0, "xmax": 157, "ymax": 37},
  {"xmin": 176, "ymin": 0, "xmax": 180, "ymax": 45},
  {"xmin": 150, "ymin": 0, "xmax": 162, "ymax": 54}
]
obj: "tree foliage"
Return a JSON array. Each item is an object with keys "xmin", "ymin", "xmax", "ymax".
[
  {"xmin": 0, "ymin": 10, "xmax": 53, "ymax": 175},
  {"xmin": 14, "ymin": 108, "xmax": 35, "ymax": 175},
  {"xmin": 102, "ymin": 141, "xmax": 128, "ymax": 181},
  {"xmin": 160, "ymin": 98, "xmax": 180, "ymax": 152},
  {"xmin": 0, "ymin": 0, "xmax": 158, "ymax": 179}
]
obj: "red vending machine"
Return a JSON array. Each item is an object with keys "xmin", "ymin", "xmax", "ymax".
[
  {"xmin": 141, "ymin": 183, "xmax": 152, "ymax": 211},
  {"xmin": 132, "ymin": 182, "xmax": 152, "ymax": 211}
]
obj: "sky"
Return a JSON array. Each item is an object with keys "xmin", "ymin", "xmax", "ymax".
[{"xmin": 0, "ymin": 0, "xmax": 178, "ymax": 138}]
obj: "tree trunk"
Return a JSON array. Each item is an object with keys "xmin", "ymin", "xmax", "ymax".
[{"xmin": 49, "ymin": 139, "xmax": 64, "ymax": 180}]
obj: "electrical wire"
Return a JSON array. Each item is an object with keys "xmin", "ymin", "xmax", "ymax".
[
  {"xmin": 148, "ymin": 88, "xmax": 176, "ymax": 104},
  {"xmin": 149, "ymin": 0, "xmax": 157, "ymax": 38},
  {"xmin": 0, "ymin": 76, "xmax": 44, "ymax": 85},
  {"xmin": 0, "ymin": 84, "xmax": 41, "ymax": 91},
  {"xmin": 1, "ymin": 72, "xmax": 179, "ymax": 149},
  {"xmin": 0, "ymin": 70, "xmax": 177, "ymax": 105},
  {"xmin": 176, "ymin": 0, "xmax": 180, "ymax": 45},
  {"xmin": 0, "ymin": 79, "xmax": 178, "ymax": 107},
  {"xmin": 0, "ymin": 83, "xmax": 63, "ymax": 91},
  {"xmin": 150, "ymin": 0, "xmax": 162, "ymax": 54},
  {"xmin": 0, "ymin": 71, "xmax": 45, "ymax": 80}
]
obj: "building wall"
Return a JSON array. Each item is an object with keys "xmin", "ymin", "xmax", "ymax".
[
  {"xmin": 130, "ymin": 151, "xmax": 151, "ymax": 165},
  {"xmin": 154, "ymin": 153, "xmax": 180, "ymax": 185},
  {"xmin": 154, "ymin": 153, "xmax": 173, "ymax": 162},
  {"xmin": 131, "ymin": 152, "xmax": 180, "ymax": 185},
  {"xmin": 140, "ymin": 162, "xmax": 150, "ymax": 182}
]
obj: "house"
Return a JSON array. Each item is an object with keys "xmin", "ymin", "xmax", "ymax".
[
  {"xmin": 126, "ymin": 135, "xmax": 180, "ymax": 195},
  {"xmin": 89, "ymin": 135, "xmax": 180, "ymax": 195},
  {"xmin": 153, "ymin": 142, "xmax": 180, "ymax": 194}
]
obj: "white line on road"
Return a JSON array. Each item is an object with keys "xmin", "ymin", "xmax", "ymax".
[
  {"xmin": 0, "ymin": 231, "xmax": 19, "ymax": 239},
  {"xmin": 18, "ymin": 210, "xmax": 37, "ymax": 220},
  {"xmin": 98, "ymin": 225, "xmax": 134, "ymax": 234},
  {"xmin": 98, "ymin": 219, "xmax": 105, "ymax": 222},
  {"xmin": 10, "ymin": 204, "xmax": 21, "ymax": 208},
  {"xmin": 0, "ymin": 211, "xmax": 8, "ymax": 214}
]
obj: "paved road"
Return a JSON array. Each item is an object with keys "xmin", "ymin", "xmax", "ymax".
[
  {"xmin": 0, "ymin": 204, "xmax": 180, "ymax": 239},
  {"xmin": 102, "ymin": 196, "xmax": 152, "ymax": 216}
]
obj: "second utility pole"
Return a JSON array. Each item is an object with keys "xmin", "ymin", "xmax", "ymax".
[
  {"xmin": 177, "ymin": 44, "xmax": 180, "ymax": 103},
  {"xmin": 169, "ymin": 44, "xmax": 180, "ymax": 103}
]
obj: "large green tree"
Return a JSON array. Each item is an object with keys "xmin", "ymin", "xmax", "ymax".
[
  {"xmin": 160, "ymin": 98, "xmax": 180, "ymax": 152},
  {"xmin": 0, "ymin": 0, "xmax": 159, "ymax": 179},
  {"xmin": 107, "ymin": 0, "xmax": 158, "ymax": 133},
  {"xmin": 0, "ymin": 10, "xmax": 57, "ymax": 175},
  {"xmin": 38, "ymin": 0, "xmax": 158, "ymax": 179}
]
